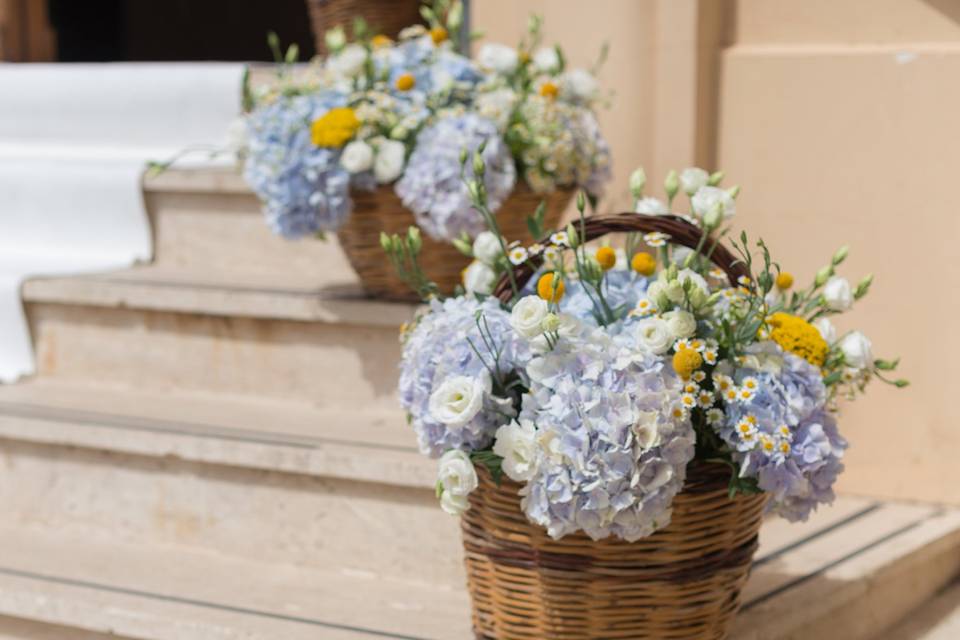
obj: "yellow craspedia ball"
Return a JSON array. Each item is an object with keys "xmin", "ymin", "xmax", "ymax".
[
  {"xmin": 631, "ymin": 252, "xmax": 656, "ymax": 276},
  {"xmin": 766, "ymin": 312, "xmax": 829, "ymax": 367},
  {"xmin": 776, "ymin": 271, "xmax": 794, "ymax": 290},
  {"xmin": 371, "ymin": 34, "xmax": 392, "ymax": 49},
  {"xmin": 672, "ymin": 347, "xmax": 703, "ymax": 380},
  {"xmin": 311, "ymin": 107, "xmax": 360, "ymax": 148},
  {"xmin": 537, "ymin": 272, "xmax": 565, "ymax": 303},
  {"xmin": 539, "ymin": 81, "xmax": 559, "ymax": 98},
  {"xmin": 395, "ymin": 73, "xmax": 416, "ymax": 91},
  {"xmin": 595, "ymin": 246, "xmax": 616, "ymax": 271},
  {"xmin": 429, "ymin": 27, "xmax": 448, "ymax": 44}
]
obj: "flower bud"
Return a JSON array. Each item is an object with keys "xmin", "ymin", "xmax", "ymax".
[
  {"xmin": 459, "ymin": 148, "xmax": 468, "ymax": 167},
  {"xmin": 379, "ymin": 231, "xmax": 392, "ymax": 252},
  {"xmin": 629, "ymin": 167, "xmax": 646, "ymax": 199},
  {"xmin": 707, "ymin": 171, "xmax": 724, "ymax": 186},
  {"xmin": 452, "ymin": 237, "xmax": 473, "ymax": 257},
  {"xmin": 466, "ymin": 179, "xmax": 481, "ymax": 202},
  {"xmin": 407, "ymin": 226, "xmax": 422, "ymax": 253},
  {"xmin": 664, "ymin": 170, "xmax": 679, "ymax": 201},
  {"xmin": 727, "ymin": 185, "xmax": 741, "ymax": 199},
  {"xmin": 565, "ymin": 223, "xmax": 579, "ymax": 249},
  {"xmin": 324, "ymin": 26, "xmax": 346, "ymax": 52},
  {"xmin": 854, "ymin": 273, "xmax": 873, "ymax": 299},
  {"xmin": 814, "ymin": 265, "xmax": 833, "ymax": 287},
  {"xmin": 389, "ymin": 125, "xmax": 409, "ymax": 140},
  {"xmin": 832, "ymin": 245, "xmax": 849, "ymax": 266},
  {"xmin": 472, "ymin": 151, "xmax": 485, "ymax": 177},
  {"xmin": 703, "ymin": 202, "xmax": 722, "ymax": 229},
  {"xmin": 541, "ymin": 312, "xmax": 561, "ymax": 333},
  {"xmin": 576, "ymin": 190, "xmax": 586, "ymax": 213}
]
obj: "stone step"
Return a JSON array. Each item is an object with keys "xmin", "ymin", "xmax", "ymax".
[
  {"xmin": 21, "ymin": 266, "xmax": 416, "ymax": 405},
  {"xmin": 885, "ymin": 580, "xmax": 960, "ymax": 639},
  {"xmin": 0, "ymin": 380, "xmax": 465, "ymax": 588},
  {"xmin": 0, "ymin": 493, "xmax": 955, "ymax": 640}
]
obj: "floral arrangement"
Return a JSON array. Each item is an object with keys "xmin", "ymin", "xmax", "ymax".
[
  {"xmin": 386, "ymin": 158, "xmax": 906, "ymax": 541},
  {"xmin": 241, "ymin": 4, "xmax": 611, "ymax": 241}
]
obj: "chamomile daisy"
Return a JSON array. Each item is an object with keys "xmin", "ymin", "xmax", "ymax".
[
  {"xmin": 680, "ymin": 393, "xmax": 697, "ymax": 409},
  {"xmin": 508, "ymin": 246, "xmax": 529, "ymax": 265},
  {"xmin": 630, "ymin": 297, "xmax": 657, "ymax": 317},
  {"xmin": 741, "ymin": 376, "xmax": 760, "ymax": 392},
  {"xmin": 643, "ymin": 231, "xmax": 670, "ymax": 247},
  {"xmin": 527, "ymin": 243, "xmax": 544, "ymax": 256},
  {"xmin": 706, "ymin": 408, "xmax": 725, "ymax": 426},
  {"xmin": 738, "ymin": 387, "xmax": 756, "ymax": 402},
  {"xmin": 549, "ymin": 231, "xmax": 569, "ymax": 247},
  {"xmin": 703, "ymin": 349, "xmax": 718, "ymax": 365},
  {"xmin": 697, "ymin": 391, "xmax": 714, "ymax": 408},
  {"xmin": 692, "ymin": 370, "xmax": 707, "ymax": 383}
]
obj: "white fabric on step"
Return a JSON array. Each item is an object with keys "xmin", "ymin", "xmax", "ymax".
[{"xmin": 0, "ymin": 63, "xmax": 246, "ymax": 382}]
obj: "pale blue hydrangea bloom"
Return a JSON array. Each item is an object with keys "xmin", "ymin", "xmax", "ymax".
[
  {"xmin": 559, "ymin": 269, "xmax": 650, "ymax": 326},
  {"xmin": 518, "ymin": 321, "xmax": 695, "ymax": 541},
  {"xmin": 395, "ymin": 113, "xmax": 516, "ymax": 241},
  {"xmin": 244, "ymin": 93, "xmax": 352, "ymax": 237},
  {"xmin": 399, "ymin": 296, "xmax": 525, "ymax": 457},
  {"xmin": 716, "ymin": 344, "xmax": 843, "ymax": 521}
]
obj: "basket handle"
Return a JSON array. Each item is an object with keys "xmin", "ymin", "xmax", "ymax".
[{"xmin": 492, "ymin": 212, "xmax": 749, "ymax": 303}]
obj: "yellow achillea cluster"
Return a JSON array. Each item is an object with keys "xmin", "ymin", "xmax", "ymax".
[
  {"xmin": 766, "ymin": 312, "xmax": 828, "ymax": 367},
  {"xmin": 311, "ymin": 107, "xmax": 360, "ymax": 148}
]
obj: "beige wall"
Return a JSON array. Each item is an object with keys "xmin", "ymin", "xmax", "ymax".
[{"xmin": 475, "ymin": 0, "xmax": 960, "ymax": 504}]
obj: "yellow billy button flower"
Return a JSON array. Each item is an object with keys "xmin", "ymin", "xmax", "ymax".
[
  {"xmin": 595, "ymin": 246, "xmax": 616, "ymax": 271},
  {"xmin": 631, "ymin": 252, "xmax": 656, "ymax": 276},
  {"xmin": 430, "ymin": 26, "xmax": 448, "ymax": 44},
  {"xmin": 537, "ymin": 272, "xmax": 566, "ymax": 303},
  {"xmin": 395, "ymin": 73, "xmax": 416, "ymax": 91},
  {"xmin": 371, "ymin": 34, "xmax": 392, "ymax": 49},
  {"xmin": 776, "ymin": 271, "xmax": 794, "ymax": 290},
  {"xmin": 766, "ymin": 312, "xmax": 829, "ymax": 367},
  {"xmin": 310, "ymin": 107, "xmax": 360, "ymax": 148},
  {"xmin": 539, "ymin": 81, "xmax": 559, "ymax": 98},
  {"xmin": 672, "ymin": 346, "xmax": 703, "ymax": 380}
]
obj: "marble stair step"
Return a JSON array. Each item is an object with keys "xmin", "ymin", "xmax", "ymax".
[{"xmin": 0, "ymin": 497, "xmax": 956, "ymax": 640}]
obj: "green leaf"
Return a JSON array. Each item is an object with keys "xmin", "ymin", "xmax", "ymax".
[
  {"xmin": 823, "ymin": 370, "xmax": 843, "ymax": 386},
  {"xmin": 874, "ymin": 358, "xmax": 900, "ymax": 371}
]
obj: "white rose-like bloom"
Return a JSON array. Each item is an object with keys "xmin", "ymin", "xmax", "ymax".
[
  {"xmin": 428, "ymin": 375, "xmax": 489, "ymax": 429},
  {"xmin": 814, "ymin": 317, "xmax": 837, "ymax": 343},
  {"xmin": 437, "ymin": 449, "xmax": 478, "ymax": 515},
  {"xmin": 472, "ymin": 231, "xmax": 502, "ymax": 266},
  {"xmin": 634, "ymin": 317, "xmax": 673, "ymax": 355},
  {"xmin": 823, "ymin": 276, "xmax": 853, "ymax": 311},
  {"xmin": 679, "ymin": 168, "xmax": 709, "ymax": 195},
  {"xmin": 374, "ymin": 140, "xmax": 406, "ymax": 184},
  {"xmin": 840, "ymin": 331, "xmax": 873, "ymax": 369},
  {"xmin": 493, "ymin": 420, "xmax": 539, "ymax": 482},
  {"xmin": 561, "ymin": 68, "xmax": 598, "ymax": 102},
  {"xmin": 328, "ymin": 43, "xmax": 367, "ymax": 77},
  {"xmin": 662, "ymin": 309, "xmax": 697, "ymax": 339},
  {"xmin": 677, "ymin": 268, "xmax": 709, "ymax": 295},
  {"xmin": 691, "ymin": 186, "xmax": 736, "ymax": 219},
  {"xmin": 532, "ymin": 46, "xmax": 560, "ymax": 73},
  {"xmin": 635, "ymin": 196, "xmax": 670, "ymax": 215},
  {"xmin": 510, "ymin": 295, "xmax": 549, "ymax": 338},
  {"xmin": 339, "ymin": 140, "xmax": 374, "ymax": 173},
  {"xmin": 478, "ymin": 43, "xmax": 519, "ymax": 74},
  {"xmin": 463, "ymin": 260, "xmax": 497, "ymax": 295}
]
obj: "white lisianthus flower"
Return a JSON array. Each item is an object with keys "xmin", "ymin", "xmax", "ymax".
[
  {"xmin": 679, "ymin": 168, "xmax": 709, "ymax": 195},
  {"xmin": 373, "ymin": 140, "xmax": 406, "ymax": 183},
  {"xmin": 493, "ymin": 420, "xmax": 539, "ymax": 482},
  {"xmin": 840, "ymin": 331, "xmax": 873, "ymax": 369},
  {"xmin": 561, "ymin": 68, "xmax": 598, "ymax": 102},
  {"xmin": 478, "ymin": 43, "xmax": 519, "ymax": 74},
  {"xmin": 328, "ymin": 44, "xmax": 367, "ymax": 77},
  {"xmin": 339, "ymin": 140, "xmax": 374, "ymax": 173},
  {"xmin": 635, "ymin": 196, "xmax": 669, "ymax": 215},
  {"xmin": 662, "ymin": 309, "xmax": 697, "ymax": 339},
  {"xmin": 476, "ymin": 88, "xmax": 518, "ymax": 131},
  {"xmin": 814, "ymin": 317, "xmax": 837, "ymax": 343},
  {"xmin": 324, "ymin": 26, "xmax": 347, "ymax": 51},
  {"xmin": 510, "ymin": 296, "xmax": 549, "ymax": 338},
  {"xmin": 691, "ymin": 186, "xmax": 736, "ymax": 219},
  {"xmin": 462, "ymin": 260, "xmax": 497, "ymax": 295},
  {"xmin": 634, "ymin": 317, "xmax": 673, "ymax": 355},
  {"xmin": 677, "ymin": 268, "xmax": 709, "ymax": 295},
  {"xmin": 532, "ymin": 46, "xmax": 560, "ymax": 73},
  {"xmin": 823, "ymin": 276, "xmax": 853, "ymax": 311},
  {"xmin": 428, "ymin": 375, "xmax": 489, "ymax": 428},
  {"xmin": 472, "ymin": 231, "xmax": 502, "ymax": 266},
  {"xmin": 437, "ymin": 449, "xmax": 478, "ymax": 515}
]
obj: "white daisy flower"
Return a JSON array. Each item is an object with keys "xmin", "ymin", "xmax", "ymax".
[
  {"xmin": 706, "ymin": 408, "xmax": 725, "ymax": 426},
  {"xmin": 543, "ymin": 245, "xmax": 561, "ymax": 263},
  {"xmin": 741, "ymin": 376, "xmax": 760, "ymax": 392},
  {"xmin": 703, "ymin": 349, "xmax": 718, "ymax": 365},
  {"xmin": 550, "ymin": 231, "xmax": 570, "ymax": 246},
  {"xmin": 697, "ymin": 391, "xmax": 714, "ymax": 409},
  {"xmin": 528, "ymin": 243, "xmax": 544, "ymax": 256},
  {"xmin": 508, "ymin": 247, "xmax": 529, "ymax": 265},
  {"xmin": 629, "ymin": 296, "xmax": 657, "ymax": 317},
  {"xmin": 692, "ymin": 370, "xmax": 707, "ymax": 383},
  {"xmin": 709, "ymin": 267, "xmax": 726, "ymax": 280},
  {"xmin": 643, "ymin": 231, "xmax": 670, "ymax": 248},
  {"xmin": 680, "ymin": 393, "xmax": 697, "ymax": 409}
]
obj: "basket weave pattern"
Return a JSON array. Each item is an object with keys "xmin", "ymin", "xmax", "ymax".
[
  {"xmin": 463, "ymin": 463, "xmax": 767, "ymax": 640},
  {"xmin": 338, "ymin": 185, "xmax": 572, "ymax": 301},
  {"xmin": 305, "ymin": 0, "xmax": 423, "ymax": 54}
]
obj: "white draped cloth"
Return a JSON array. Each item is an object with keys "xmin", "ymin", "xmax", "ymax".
[{"xmin": 0, "ymin": 63, "xmax": 246, "ymax": 382}]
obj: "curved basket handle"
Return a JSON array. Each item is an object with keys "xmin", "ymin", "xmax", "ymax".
[{"xmin": 492, "ymin": 212, "xmax": 749, "ymax": 303}]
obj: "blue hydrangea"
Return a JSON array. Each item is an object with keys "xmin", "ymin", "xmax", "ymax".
[
  {"xmin": 379, "ymin": 39, "xmax": 482, "ymax": 98},
  {"xmin": 395, "ymin": 113, "xmax": 516, "ymax": 241},
  {"xmin": 715, "ymin": 343, "xmax": 843, "ymax": 521},
  {"xmin": 559, "ymin": 269, "xmax": 650, "ymax": 326},
  {"xmin": 399, "ymin": 296, "xmax": 525, "ymax": 457},
  {"xmin": 517, "ymin": 322, "xmax": 695, "ymax": 541},
  {"xmin": 244, "ymin": 93, "xmax": 353, "ymax": 238}
]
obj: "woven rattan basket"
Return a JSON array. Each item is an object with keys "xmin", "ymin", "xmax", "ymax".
[
  {"xmin": 338, "ymin": 185, "xmax": 572, "ymax": 301},
  {"xmin": 305, "ymin": 0, "xmax": 423, "ymax": 54},
  {"xmin": 465, "ymin": 213, "xmax": 766, "ymax": 639}
]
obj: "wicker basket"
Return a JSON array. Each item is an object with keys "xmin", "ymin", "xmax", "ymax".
[
  {"xmin": 305, "ymin": 0, "xmax": 423, "ymax": 55},
  {"xmin": 338, "ymin": 185, "xmax": 572, "ymax": 301},
  {"xmin": 465, "ymin": 213, "xmax": 764, "ymax": 639},
  {"xmin": 463, "ymin": 463, "xmax": 767, "ymax": 640}
]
